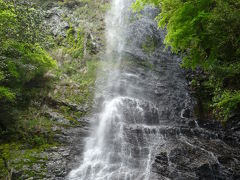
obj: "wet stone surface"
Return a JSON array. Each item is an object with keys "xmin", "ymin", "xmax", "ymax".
[
  {"xmin": 40, "ymin": 2, "xmax": 240, "ymax": 180},
  {"xmin": 63, "ymin": 3, "xmax": 240, "ymax": 180}
]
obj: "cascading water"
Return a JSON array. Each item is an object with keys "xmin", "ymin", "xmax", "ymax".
[
  {"xmin": 68, "ymin": 0, "xmax": 163, "ymax": 179},
  {"xmin": 68, "ymin": 0, "xmax": 240, "ymax": 179}
]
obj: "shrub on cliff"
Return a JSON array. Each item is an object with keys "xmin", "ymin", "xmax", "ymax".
[
  {"xmin": 62, "ymin": 0, "xmax": 82, "ymax": 8},
  {"xmin": 0, "ymin": 0, "xmax": 56, "ymax": 130}
]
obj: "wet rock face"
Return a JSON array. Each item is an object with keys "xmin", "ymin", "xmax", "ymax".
[
  {"xmin": 45, "ymin": 7, "xmax": 70, "ymax": 37},
  {"xmin": 152, "ymin": 152, "xmax": 169, "ymax": 178},
  {"xmin": 181, "ymin": 108, "xmax": 191, "ymax": 118},
  {"xmin": 62, "ymin": 2, "xmax": 240, "ymax": 180},
  {"xmin": 150, "ymin": 139, "xmax": 240, "ymax": 180},
  {"xmin": 118, "ymin": 4, "xmax": 240, "ymax": 180},
  {"xmin": 43, "ymin": 119, "xmax": 91, "ymax": 180}
]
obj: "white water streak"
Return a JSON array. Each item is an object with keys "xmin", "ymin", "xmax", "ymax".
[{"xmin": 68, "ymin": 1, "xmax": 161, "ymax": 179}]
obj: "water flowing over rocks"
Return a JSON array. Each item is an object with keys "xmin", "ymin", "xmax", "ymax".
[{"xmin": 64, "ymin": 0, "xmax": 240, "ymax": 180}]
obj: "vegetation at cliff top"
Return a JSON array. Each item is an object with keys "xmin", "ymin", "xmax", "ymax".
[{"xmin": 133, "ymin": 0, "xmax": 240, "ymax": 122}]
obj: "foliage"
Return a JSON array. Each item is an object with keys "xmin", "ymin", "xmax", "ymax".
[
  {"xmin": 0, "ymin": 142, "xmax": 56, "ymax": 179},
  {"xmin": 0, "ymin": 86, "xmax": 15, "ymax": 102},
  {"xmin": 213, "ymin": 91, "xmax": 240, "ymax": 121},
  {"xmin": 65, "ymin": 26, "xmax": 85, "ymax": 59},
  {"xmin": 61, "ymin": 0, "xmax": 81, "ymax": 8},
  {"xmin": 0, "ymin": 0, "xmax": 105, "ymax": 178},
  {"xmin": 133, "ymin": 0, "xmax": 240, "ymax": 121},
  {"xmin": 52, "ymin": 57, "xmax": 100, "ymax": 106},
  {"xmin": 0, "ymin": 0, "xmax": 56, "ymax": 130}
]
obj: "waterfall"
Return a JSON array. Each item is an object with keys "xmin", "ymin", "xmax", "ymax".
[
  {"xmin": 68, "ymin": 0, "xmax": 164, "ymax": 179},
  {"xmin": 67, "ymin": 0, "xmax": 240, "ymax": 179}
]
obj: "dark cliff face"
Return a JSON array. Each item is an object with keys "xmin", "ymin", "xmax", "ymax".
[
  {"xmin": 114, "ymin": 5, "xmax": 240, "ymax": 180},
  {"xmin": 67, "ymin": 4, "xmax": 240, "ymax": 180}
]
